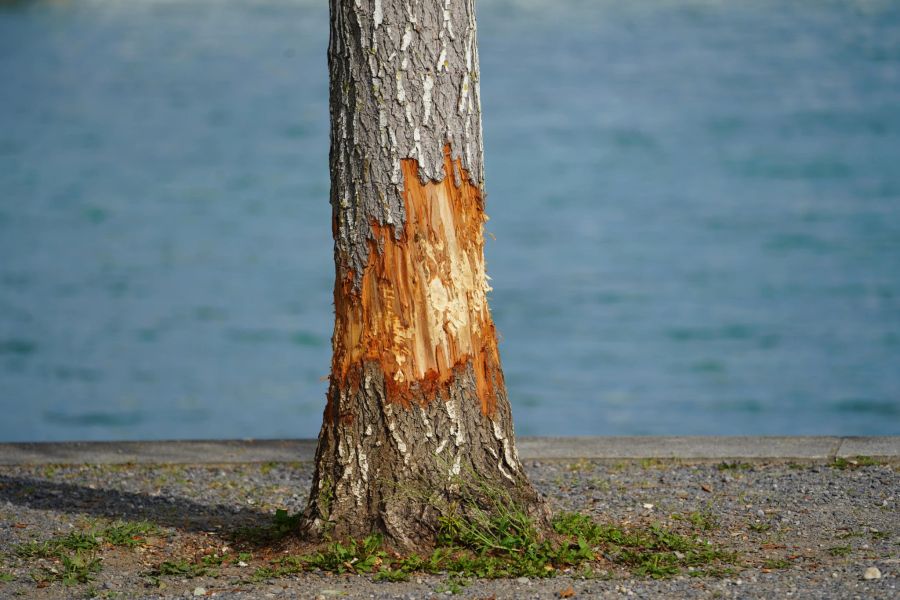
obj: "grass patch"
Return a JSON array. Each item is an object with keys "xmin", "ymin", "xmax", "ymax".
[
  {"xmin": 748, "ymin": 522, "xmax": 770, "ymax": 533},
  {"xmin": 828, "ymin": 546, "xmax": 852, "ymax": 557},
  {"xmin": 831, "ymin": 456, "xmax": 881, "ymax": 470},
  {"xmin": 762, "ymin": 558, "xmax": 791, "ymax": 569},
  {"xmin": 243, "ymin": 504, "xmax": 738, "ymax": 583},
  {"xmin": 15, "ymin": 520, "xmax": 160, "ymax": 559},
  {"xmin": 672, "ymin": 510, "xmax": 718, "ymax": 532},
  {"xmin": 0, "ymin": 572, "xmax": 14, "ymax": 582},
  {"xmin": 14, "ymin": 519, "xmax": 162, "ymax": 588},
  {"xmin": 716, "ymin": 462, "xmax": 752, "ymax": 471},
  {"xmin": 101, "ymin": 521, "xmax": 160, "ymax": 547},
  {"xmin": 145, "ymin": 552, "xmax": 231, "ymax": 586},
  {"xmin": 31, "ymin": 550, "xmax": 102, "ymax": 586}
]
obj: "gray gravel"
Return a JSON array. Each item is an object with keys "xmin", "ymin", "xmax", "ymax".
[{"xmin": 0, "ymin": 458, "xmax": 897, "ymax": 598}]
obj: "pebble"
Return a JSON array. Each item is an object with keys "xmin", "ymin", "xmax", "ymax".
[
  {"xmin": 516, "ymin": 577, "xmax": 530, "ymax": 584},
  {"xmin": 863, "ymin": 566, "xmax": 882, "ymax": 580},
  {"xmin": 757, "ymin": 509, "xmax": 765, "ymax": 518},
  {"xmin": 192, "ymin": 587, "xmax": 206, "ymax": 597}
]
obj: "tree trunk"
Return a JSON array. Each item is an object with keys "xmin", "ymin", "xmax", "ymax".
[{"xmin": 303, "ymin": 0, "xmax": 545, "ymax": 550}]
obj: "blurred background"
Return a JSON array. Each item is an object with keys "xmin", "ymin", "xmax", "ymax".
[{"xmin": 0, "ymin": 0, "xmax": 898, "ymax": 441}]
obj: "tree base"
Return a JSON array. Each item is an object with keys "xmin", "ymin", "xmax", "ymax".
[{"xmin": 301, "ymin": 363, "xmax": 549, "ymax": 551}]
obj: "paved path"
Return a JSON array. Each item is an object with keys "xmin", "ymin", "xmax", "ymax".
[{"xmin": 0, "ymin": 436, "xmax": 897, "ymax": 465}]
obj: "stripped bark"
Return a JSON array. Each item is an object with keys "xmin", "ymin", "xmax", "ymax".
[{"xmin": 303, "ymin": 0, "xmax": 546, "ymax": 550}]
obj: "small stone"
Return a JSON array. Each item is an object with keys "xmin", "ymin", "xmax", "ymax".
[
  {"xmin": 192, "ymin": 587, "xmax": 206, "ymax": 597},
  {"xmin": 642, "ymin": 503, "xmax": 654, "ymax": 510},
  {"xmin": 516, "ymin": 577, "xmax": 530, "ymax": 584},
  {"xmin": 863, "ymin": 567, "xmax": 881, "ymax": 580},
  {"xmin": 238, "ymin": 561, "xmax": 248, "ymax": 567},
  {"xmin": 756, "ymin": 509, "xmax": 765, "ymax": 518}
]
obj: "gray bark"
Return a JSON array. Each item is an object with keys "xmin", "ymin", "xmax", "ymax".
[{"xmin": 329, "ymin": 0, "xmax": 484, "ymax": 285}]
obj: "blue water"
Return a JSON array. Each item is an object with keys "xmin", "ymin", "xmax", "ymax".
[{"xmin": 1, "ymin": 0, "xmax": 898, "ymax": 441}]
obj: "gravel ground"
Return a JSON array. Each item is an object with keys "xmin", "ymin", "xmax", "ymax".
[{"xmin": 0, "ymin": 458, "xmax": 897, "ymax": 599}]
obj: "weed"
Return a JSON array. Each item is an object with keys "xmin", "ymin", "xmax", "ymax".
[
  {"xmin": 828, "ymin": 546, "xmax": 852, "ymax": 557},
  {"xmin": 836, "ymin": 530, "xmax": 863, "ymax": 540},
  {"xmin": 831, "ymin": 456, "xmax": 881, "ymax": 470},
  {"xmin": 435, "ymin": 576, "xmax": 469, "ymax": 594},
  {"xmin": 59, "ymin": 551, "xmax": 102, "ymax": 585},
  {"xmin": 684, "ymin": 510, "xmax": 718, "ymax": 531},
  {"xmin": 15, "ymin": 540, "xmax": 57, "ymax": 559},
  {"xmin": 0, "ymin": 572, "xmax": 14, "ymax": 582},
  {"xmin": 763, "ymin": 558, "xmax": 791, "ymax": 569},
  {"xmin": 748, "ymin": 522, "xmax": 770, "ymax": 533},
  {"xmin": 373, "ymin": 568, "xmax": 409, "ymax": 582},
  {"xmin": 29, "ymin": 550, "xmax": 101, "ymax": 586},
  {"xmin": 243, "ymin": 477, "xmax": 738, "ymax": 583},
  {"xmin": 305, "ymin": 535, "xmax": 385, "ymax": 574},
  {"xmin": 566, "ymin": 459, "xmax": 593, "ymax": 473},
  {"xmin": 57, "ymin": 532, "xmax": 101, "ymax": 552},
  {"xmin": 716, "ymin": 462, "xmax": 751, "ymax": 471},
  {"xmin": 147, "ymin": 558, "xmax": 212, "ymax": 583},
  {"xmin": 15, "ymin": 520, "xmax": 159, "ymax": 564},
  {"xmin": 870, "ymin": 531, "xmax": 888, "ymax": 541},
  {"xmin": 101, "ymin": 521, "xmax": 160, "ymax": 547},
  {"xmin": 551, "ymin": 512, "xmax": 735, "ymax": 579}
]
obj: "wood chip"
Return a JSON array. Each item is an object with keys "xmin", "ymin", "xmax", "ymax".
[{"xmin": 558, "ymin": 586, "xmax": 575, "ymax": 598}]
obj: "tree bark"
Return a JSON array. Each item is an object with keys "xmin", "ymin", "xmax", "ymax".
[{"xmin": 303, "ymin": 0, "xmax": 545, "ymax": 550}]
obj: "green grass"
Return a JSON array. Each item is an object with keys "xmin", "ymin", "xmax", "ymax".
[
  {"xmin": 14, "ymin": 519, "xmax": 162, "ymax": 588},
  {"xmin": 748, "ymin": 523, "xmax": 770, "ymax": 533},
  {"xmin": 242, "ymin": 496, "xmax": 738, "ymax": 583},
  {"xmin": 0, "ymin": 572, "xmax": 14, "ymax": 583},
  {"xmin": 30, "ymin": 550, "xmax": 102, "ymax": 586},
  {"xmin": 716, "ymin": 462, "xmax": 752, "ymax": 471},
  {"xmin": 101, "ymin": 521, "xmax": 160, "ymax": 548},
  {"xmin": 828, "ymin": 546, "xmax": 852, "ymax": 557},
  {"xmin": 671, "ymin": 510, "xmax": 718, "ymax": 532},
  {"xmin": 15, "ymin": 520, "xmax": 160, "ymax": 559},
  {"xmin": 763, "ymin": 558, "xmax": 791, "ymax": 569},
  {"xmin": 831, "ymin": 456, "xmax": 881, "ymax": 470}
]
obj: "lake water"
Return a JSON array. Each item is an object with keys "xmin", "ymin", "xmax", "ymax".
[{"xmin": 1, "ymin": 0, "xmax": 898, "ymax": 441}]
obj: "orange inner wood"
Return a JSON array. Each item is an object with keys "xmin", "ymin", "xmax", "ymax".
[{"xmin": 330, "ymin": 145, "xmax": 502, "ymax": 417}]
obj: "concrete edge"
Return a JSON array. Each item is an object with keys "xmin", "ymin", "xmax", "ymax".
[{"xmin": 0, "ymin": 437, "xmax": 897, "ymax": 465}]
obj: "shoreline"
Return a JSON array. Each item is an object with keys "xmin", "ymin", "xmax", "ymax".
[{"xmin": 1, "ymin": 436, "xmax": 898, "ymax": 465}]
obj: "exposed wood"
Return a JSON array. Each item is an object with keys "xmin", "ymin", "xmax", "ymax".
[{"xmin": 330, "ymin": 145, "xmax": 502, "ymax": 417}]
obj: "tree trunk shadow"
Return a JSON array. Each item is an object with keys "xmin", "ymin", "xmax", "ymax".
[{"xmin": 0, "ymin": 474, "xmax": 271, "ymax": 535}]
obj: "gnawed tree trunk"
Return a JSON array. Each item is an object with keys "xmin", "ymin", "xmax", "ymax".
[{"xmin": 302, "ymin": 0, "xmax": 546, "ymax": 550}]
